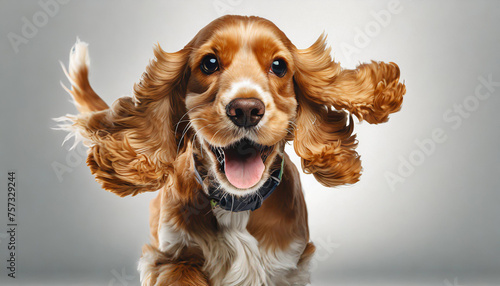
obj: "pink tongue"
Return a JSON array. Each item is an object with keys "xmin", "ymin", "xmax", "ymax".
[{"xmin": 224, "ymin": 145, "xmax": 264, "ymax": 189}]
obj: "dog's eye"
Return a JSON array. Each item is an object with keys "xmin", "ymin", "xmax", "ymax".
[
  {"xmin": 270, "ymin": 59, "xmax": 287, "ymax": 77},
  {"xmin": 200, "ymin": 55, "xmax": 219, "ymax": 74}
]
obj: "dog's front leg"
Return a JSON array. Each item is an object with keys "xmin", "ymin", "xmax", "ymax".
[{"xmin": 138, "ymin": 244, "xmax": 209, "ymax": 286}]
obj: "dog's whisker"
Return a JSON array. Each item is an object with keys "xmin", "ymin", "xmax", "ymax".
[
  {"xmin": 192, "ymin": 124, "xmax": 213, "ymax": 149},
  {"xmin": 174, "ymin": 104, "xmax": 210, "ymax": 135},
  {"xmin": 176, "ymin": 103, "xmax": 209, "ymax": 123},
  {"xmin": 210, "ymin": 128, "xmax": 224, "ymax": 146},
  {"xmin": 177, "ymin": 121, "xmax": 197, "ymax": 155},
  {"xmin": 174, "ymin": 117, "xmax": 208, "ymax": 137},
  {"xmin": 179, "ymin": 119, "xmax": 209, "ymax": 138},
  {"xmin": 285, "ymin": 127, "xmax": 295, "ymax": 136},
  {"xmin": 220, "ymin": 190, "xmax": 230, "ymax": 202},
  {"xmin": 178, "ymin": 117, "xmax": 212, "ymax": 152}
]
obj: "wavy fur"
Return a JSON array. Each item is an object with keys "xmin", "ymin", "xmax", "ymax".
[
  {"xmin": 58, "ymin": 15, "xmax": 406, "ymax": 285},
  {"xmin": 292, "ymin": 35, "xmax": 405, "ymax": 186},
  {"xmin": 63, "ymin": 42, "xmax": 191, "ymax": 196}
]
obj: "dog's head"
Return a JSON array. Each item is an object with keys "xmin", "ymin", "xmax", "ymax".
[
  {"xmin": 71, "ymin": 15, "xmax": 405, "ymax": 198},
  {"xmin": 182, "ymin": 16, "xmax": 298, "ymax": 195}
]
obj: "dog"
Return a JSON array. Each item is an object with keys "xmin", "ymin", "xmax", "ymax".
[{"xmin": 58, "ymin": 15, "xmax": 405, "ymax": 286}]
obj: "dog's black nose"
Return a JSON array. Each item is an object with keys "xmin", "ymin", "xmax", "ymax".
[{"xmin": 226, "ymin": 98, "xmax": 265, "ymax": 128}]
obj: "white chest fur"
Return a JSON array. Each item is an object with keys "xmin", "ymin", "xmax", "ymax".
[
  {"xmin": 154, "ymin": 209, "xmax": 308, "ymax": 286},
  {"xmin": 203, "ymin": 209, "xmax": 267, "ymax": 286}
]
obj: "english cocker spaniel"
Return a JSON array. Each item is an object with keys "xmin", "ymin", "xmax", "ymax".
[{"xmin": 59, "ymin": 15, "xmax": 405, "ymax": 286}]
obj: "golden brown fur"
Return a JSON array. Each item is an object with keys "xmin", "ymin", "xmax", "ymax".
[{"xmin": 60, "ymin": 15, "xmax": 405, "ymax": 285}]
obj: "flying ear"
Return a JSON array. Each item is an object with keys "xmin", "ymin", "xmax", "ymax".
[
  {"xmin": 60, "ymin": 41, "xmax": 190, "ymax": 197},
  {"xmin": 292, "ymin": 35, "xmax": 406, "ymax": 187}
]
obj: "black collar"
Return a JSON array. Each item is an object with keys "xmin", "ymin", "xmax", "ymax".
[{"xmin": 193, "ymin": 156, "xmax": 284, "ymax": 212}]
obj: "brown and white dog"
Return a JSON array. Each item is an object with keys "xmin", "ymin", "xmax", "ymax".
[{"xmin": 58, "ymin": 15, "xmax": 405, "ymax": 286}]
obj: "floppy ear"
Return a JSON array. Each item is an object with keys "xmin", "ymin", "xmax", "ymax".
[
  {"xmin": 292, "ymin": 35, "xmax": 406, "ymax": 187},
  {"xmin": 63, "ymin": 43, "xmax": 191, "ymax": 197}
]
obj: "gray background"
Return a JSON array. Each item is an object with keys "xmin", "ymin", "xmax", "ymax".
[{"xmin": 1, "ymin": 0, "xmax": 499, "ymax": 285}]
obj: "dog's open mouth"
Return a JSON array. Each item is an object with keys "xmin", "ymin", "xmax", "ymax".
[{"xmin": 210, "ymin": 139, "xmax": 273, "ymax": 189}]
